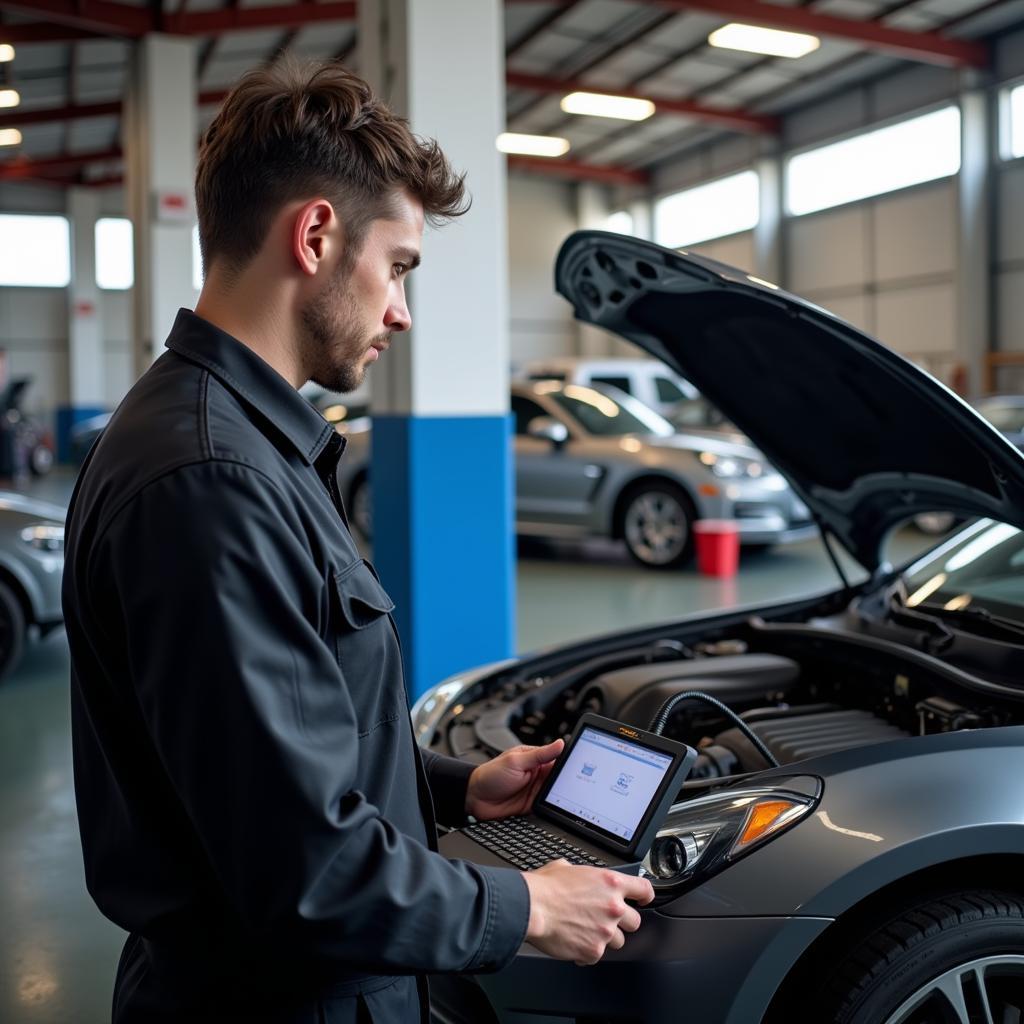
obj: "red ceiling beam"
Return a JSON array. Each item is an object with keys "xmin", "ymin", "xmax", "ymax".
[
  {"xmin": 507, "ymin": 155, "xmax": 648, "ymax": 186},
  {"xmin": 506, "ymin": 71, "xmax": 777, "ymax": 135},
  {"xmin": 505, "ymin": 0, "xmax": 988, "ymax": 69},
  {"xmin": 0, "ymin": 99, "xmax": 120, "ymax": 127},
  {"xmin": 0, "ymin": 0, "xmax": 355, "ymax": 40},
  {"xmin": 646, "ymin": 0, "xmax": 988, "ymax": 69},
  {"xmin": 0, "ymin": 22, "xmax": 100, "ymax": 42},
  {"xmin": 0, "ymin": 146, "xmax": 121, "ymax": 180},
  {"xmin": 167, "ymin": 1, "xmax": 356, "ymax": 35},
  {"xmin": 0, "ymin": 0, "xmax": 151, "ymax": 37}
]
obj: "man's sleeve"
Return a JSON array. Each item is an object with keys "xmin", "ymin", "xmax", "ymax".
[
  {"xmin": 419, "ymin": 750, "xmax": 476, "ymax": 828},
  {"xmin": 90, "ymin": 459, "xmax": 529, "ymax": 975}
]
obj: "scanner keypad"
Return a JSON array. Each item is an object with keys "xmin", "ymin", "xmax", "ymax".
[{"xmin": 463, "ymin": 817, "xmax": 609, "ymax": 871}]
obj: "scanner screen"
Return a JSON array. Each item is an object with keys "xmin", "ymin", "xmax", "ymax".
[{"xmin": 542, "ymin": 727, "xmax": 674, "ymax": 841}]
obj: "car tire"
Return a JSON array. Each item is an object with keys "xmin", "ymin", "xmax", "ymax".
[
  {"xmin": 349, "ymin": 474, "xmax": 372, "ymax": 542},
  {"xmin": 817, "ymin": 891, "xmax": 1024, "ymax": 1024},
  {"xmin": 0, "ymin": 581, "xmax": 26, "ymax": 681},
  {"xmin": 29, "ymin": 444, "xmax": 53, "ymax": 477},
  {"xmin": 619, "ymin": 481, "xmax": 695, "ymax": 569}
]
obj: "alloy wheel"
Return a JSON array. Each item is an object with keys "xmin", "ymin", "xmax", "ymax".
[
  {"xmin": 623, "ymin": 488, "xmax": 690, "ymax": 566},
  {"xmin": 882, "ymin": 954, "xmax": 1024, "ymax": 1024}
]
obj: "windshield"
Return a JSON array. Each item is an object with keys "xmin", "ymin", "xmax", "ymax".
[
  {"xmin": 903, "ymin": 519, "xmax": 1024, "ymax": 622},
  {"xmin": 541, "ymin": 383, "xmax": 675, "ymax": 438}
]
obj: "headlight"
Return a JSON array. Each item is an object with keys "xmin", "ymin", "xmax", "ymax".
[
  {"xmin": 697, "ymin": 451, "xmax": 765, "ymax": 479},
  {"xmin": 20, "ymin": 524, "xmax": 64, "ymax": 553},
  {"xmin": 410, "ymin": 658, "xmax": 519, "ymax": 746},
  {"xmin": 643, "ymin": 777, "xmax": 820, "ymax": 892}
]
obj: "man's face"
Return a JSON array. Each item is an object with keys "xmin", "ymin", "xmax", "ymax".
[{"xmin": 302, "ymin": 191, "xmax": 423, "ymax": 393}]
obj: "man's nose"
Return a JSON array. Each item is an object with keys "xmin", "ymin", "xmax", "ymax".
[{"xmin": 385, "ymin": 301, "xmax": 412, "ymax": 333}]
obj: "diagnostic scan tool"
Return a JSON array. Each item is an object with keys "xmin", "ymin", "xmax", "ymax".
[{"xmin": 440, "ymin": 714, "xmax": 697, "ymax": 875}]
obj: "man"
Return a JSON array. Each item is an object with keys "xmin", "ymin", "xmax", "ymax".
[{"xmin": 63, "ymin": 59, "xmax": 653, "ymax": 1023}]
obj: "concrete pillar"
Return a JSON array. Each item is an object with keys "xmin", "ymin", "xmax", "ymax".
[
  {"xmin": 359, "ymin": 0, "xmax": 514, "ymax": 698},
  {"xmin": 754, "ymin": 145, "xmax": 784, "ymax": 288},
  {"xmin": 123, "ymin": 35, "xmax": 198, "ymax": 379},
  {"xmin": 956, "ymin": 76, "xmax": 993, "ymax": 398}
]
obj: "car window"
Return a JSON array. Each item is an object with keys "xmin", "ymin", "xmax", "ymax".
[
  {"xmin": 904, "ymin": 519, "xmax": 1024, "ymax": 621},
  {"xmin": 979, "ymin": 403, "xmax": 1024, "ymax": 435},
  {"xmin": 590, "ymin": 375, "xmax": 632, "ymax": 394},
  {"xmin": 511, "ymin": 395, "xmax": 551, "ymax": 436},
  {"xmin": 526, "ymin": 372, "xmax": 566, "ymax": 382},
  {"xmin": 548, "ymin": 385, "xmax": 673, "ymax": 437},
  {"xmin": 655, "ymin": 377, "xmax": 686, "ymax": 403}
]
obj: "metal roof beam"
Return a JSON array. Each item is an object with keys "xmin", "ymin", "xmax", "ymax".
[
  {"xmin": 507, "ymin": 154, "xmax": 649, "ymax": 185},
  {"xmin": 0, "ymin": 0, "xmax": 151, "ymax": 37},
  {"xmin": 167, "ymin": 1, "xmax": 356, "ymax": 35},
  {"xmin": 646, "ymin": 0, "xmax": 987, "ymax": 69},
  {"xmin": 506, "ymin": 70, "xmax": 778, "ymax": 134},
  {"xmin": 0, "ymin": 21, "xmax": 101, "ymax": 42},
  {"xmin": 0, "ymin": 145, "xmax": 121, "ymax": 179}
]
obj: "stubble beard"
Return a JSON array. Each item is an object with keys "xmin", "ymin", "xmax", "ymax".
[{"xmin": 301, "ymin": 271, "xmax": 385, "ymax": 394}]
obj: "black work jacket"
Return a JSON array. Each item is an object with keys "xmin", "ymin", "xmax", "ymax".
[{"xmin": 63, "ymin": 310, "xmax": 529, "ymax": 1021}]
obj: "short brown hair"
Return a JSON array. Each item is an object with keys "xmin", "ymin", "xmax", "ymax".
[{"xmin": 195, "ymin": 59, "xmax": 468, "ymax": 276}]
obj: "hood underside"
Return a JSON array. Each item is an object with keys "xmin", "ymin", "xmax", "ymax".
[{"xmin": 555, "ymin": 231, "xmax": 1024, "ymax": 571}]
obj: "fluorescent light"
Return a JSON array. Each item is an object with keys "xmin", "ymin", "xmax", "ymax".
[
  {"xmin": 496, "ymin": 132, "xmax": 570, "ymax": 158},
  {"xmin": 0, "ymin": 44, "xmax": 14, "ymax": 63},
  {"xmin": 709, "ymin": 23, "xmax": 820, "ymax": 59},
  {"xmin": 560, "ymin": 92, "xmax": 655, "ymax": 122},
  {"xmin": 0, "ymin": 89, "xmax": 20, "ymax": 109},
  {"xmin": 0, "ymin": 128, "xmax": 21, "ymax": 147}
]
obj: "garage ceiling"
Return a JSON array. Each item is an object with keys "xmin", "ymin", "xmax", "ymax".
[{"xmin": 0, "ymin": 0, "xmax": 1022, "ymax": 187}]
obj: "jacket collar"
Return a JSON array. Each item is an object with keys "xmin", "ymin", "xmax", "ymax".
[{"xmin": 165, "ymin": 308, "xmax": 337, "ymax": 467}]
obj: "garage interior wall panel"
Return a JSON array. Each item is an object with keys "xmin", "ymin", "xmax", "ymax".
[
  {"xmin": 867, "ymin": 66, "xmax": 957, "ymax": 124},
  {"xmin": 0, "ymin": 287, "xmax": 70, "ymax": 414},
  {"xmin": 788, "ymin": 206, "xmax": 870, "ymax": 294},
  {"xmin": 100, "ymin": 290, "xmax": 134, "ymax": 408},
  {"xmin": 995, "ymin": 25, "xmax": 1024, "ymax": 80},
  {"xmin": 506, "ymin": 175, "xmax": 579, "ymax": 364},
  {"xmin": 995, "ymin": 162, "xmax": 1024, "ymax": 366},
  {"xmin": 687, "ymin": 231, "xmax": 756, "ymax": 273}
]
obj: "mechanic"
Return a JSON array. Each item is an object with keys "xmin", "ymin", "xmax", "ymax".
[{"xmin": 62, "ymin": 59, "xmax": 654, "ymax": 1023}]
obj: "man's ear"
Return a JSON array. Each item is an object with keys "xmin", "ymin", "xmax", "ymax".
[{"xmin": 292, "ymin": 199, "xmax": 336, "ymax": 277}]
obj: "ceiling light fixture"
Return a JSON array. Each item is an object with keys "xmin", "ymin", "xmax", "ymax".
[
  {"xmin": 0, "ymin": 44, "xmax": 14, "ymax": 63},
  {"xmin": 708, "ymin": 23, "xmax": 820, "ymax": 59},
  {"xmin": 0, "ymin": 128, "xmax": 20, "ymax": 146},
  {"xmin": 560, "ymin": 92, "xmax": 655, "ymax": 122},
  {"xmin": 0, "ymin": 89, "xmax": 20, "ymax": 109},
  {"xmin": 496, "ymin": 132, "xmax": 570, "ymax": 158}
]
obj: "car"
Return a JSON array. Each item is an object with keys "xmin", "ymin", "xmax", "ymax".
[
  {"xmin": 411, "ymin": 231, "xmax": 1024, "ymax": 1024},
  {"xmin": 516, "ymin": 356, "xmax": 697, "ymax": 418},
  {"xmin": 336, "ymin": 380, "xmax": 815, "ymax": 567},
  {"xmin": 0, "ymin": 493, "xmax": 64, "ymax": 679},
  {"xmin": 1, "ymin": 378, "xmax": 55, "ymax": 476}
]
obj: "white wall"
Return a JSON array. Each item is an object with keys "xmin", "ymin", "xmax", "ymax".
[{"xmin": 506, "ymin": 173, "xmax": 578, "ymax": 367}]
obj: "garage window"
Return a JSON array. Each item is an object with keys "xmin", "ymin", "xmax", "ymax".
[
  {"xmin": 604, "ymin": 210, "xmax": 634, "ymax": 235},
  {"xmin": 96, "ymin": 218, "xmax": 134, "ymax": 290},
  {"xmin": 0, "ymin": 214, "xmax": 71, "ymax": 287},
  {"xmin": 1001, "ymin": 82, "xmax": 1024, "ymax": 160},
  {"xmin": 786, "ymin": 106, "xmax": 961, "ymax": 216},
  {"xmin": 654, "ymin": 170, "xmax": 759, "ymax": 248}
]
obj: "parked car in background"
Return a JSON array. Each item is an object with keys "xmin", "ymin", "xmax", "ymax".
[
  {"xmin": 0, "ymin": 494, "xmax": 64, "ymax": 679},
  {"xmin": 336, "ymin": 380, "xmax": 815, "ymax": 568},
  {"xmin": 517, "ymin": 356, "xmax": 697, "ymax": 419},
  {"xmin": 2, "ymin": 379, "xmax": 54, "ymax": 477},
  {"xmin": 412, "ymin": 231, "xmax": 1024, "ymax": 1024}
]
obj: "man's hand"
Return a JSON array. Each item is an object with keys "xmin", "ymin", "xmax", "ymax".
[
  {"xmin": 523, "ymin": 861, "xmax": 655, "ymax": 965},
  {"xmin": 465, "ymin": 740, "xmax": 564, "ymax": 820}
]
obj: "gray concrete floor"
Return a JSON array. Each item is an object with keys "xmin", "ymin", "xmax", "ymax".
[{"xmin": 0, "ymin": 468, "xmax": 937, "ymax": 1022}]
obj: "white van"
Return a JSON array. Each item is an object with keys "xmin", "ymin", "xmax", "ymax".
[{"xmin": 516, "ymin": 357, "xmax": 697, "ymax": 418}]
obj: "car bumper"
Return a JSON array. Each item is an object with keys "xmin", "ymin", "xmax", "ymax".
[{"xmin": 430, "ymin": 913, "xmax": 831, "ymax": 1024}]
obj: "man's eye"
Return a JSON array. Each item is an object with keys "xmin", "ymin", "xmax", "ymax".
[{"xmin": 393, "ymin": 263, "xmax": 407, "ymax": 277}]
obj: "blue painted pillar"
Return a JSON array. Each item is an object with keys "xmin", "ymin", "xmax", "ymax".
[{"xmin": 360, "ymin": 0, "xmax": 515, "ymax": 700}]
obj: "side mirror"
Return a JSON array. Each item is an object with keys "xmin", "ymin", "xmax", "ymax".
[{"xmin": 527, "ymin": 417, "xmax": 569, "ymax": 446}]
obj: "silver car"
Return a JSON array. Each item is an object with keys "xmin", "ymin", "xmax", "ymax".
[
  {"xmin": 0, "ymin": 493, "xmax": 64, "ymax": 678},
  {"xmin": 336, "ymin": 380, "xmax": 814, "ymax": 568}
]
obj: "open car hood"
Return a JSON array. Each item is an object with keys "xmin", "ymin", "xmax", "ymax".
[{"xmin": 555, "ymin": 231, "xmax": 1024, "ymax": 572}]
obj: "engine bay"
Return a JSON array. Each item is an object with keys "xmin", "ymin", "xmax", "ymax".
[{"xmin": 424, "ymin": 603, "xmax": 1024, "ymax": 781}]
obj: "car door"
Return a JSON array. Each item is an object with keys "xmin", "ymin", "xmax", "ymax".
[{"xmin": 512, "ymin": 394, "xmax": 602, "ymax": 530}]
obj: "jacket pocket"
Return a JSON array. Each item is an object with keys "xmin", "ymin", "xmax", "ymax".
[{"xmin": 331, "ymin": 560, "xmax": 402, "ymax": 738}]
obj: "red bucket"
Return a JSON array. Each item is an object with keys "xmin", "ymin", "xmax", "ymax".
[{"xmin": 694, "ymin": 519, "xmax": 740, "ymax": 578}]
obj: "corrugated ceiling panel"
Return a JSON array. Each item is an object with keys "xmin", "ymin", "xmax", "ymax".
[
  {"xmin": 215, "ymin": 29, "xmax": 286, "ymax": 56},
  {"xmin": 77, "ymin": 40, "xmax": 130, "ymax": 68},
  {"xmin": 77, "ymin": 68, "xmax": 126, "ymax": 102},
  {"xmin": 556, "ymin": 0, "xmax": 644, "ymax": 38},
  {"xmin": 290, "ymin": 25, "xmax": 355, "ymax": 56}
]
